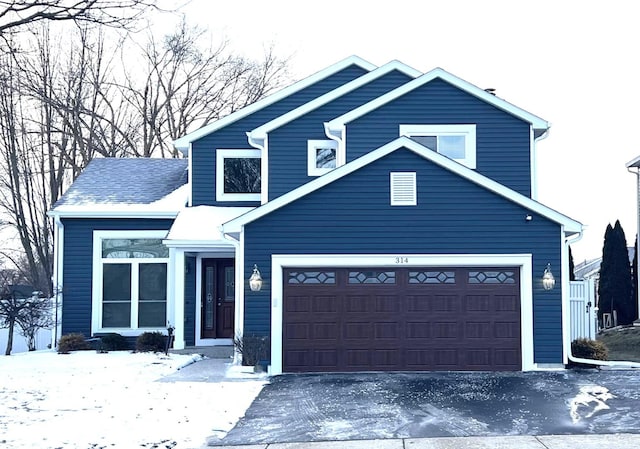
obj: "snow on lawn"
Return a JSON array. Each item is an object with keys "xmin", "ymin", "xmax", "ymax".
[{"xmin": 0, "ymin": 350, "xmax": 266, "ymax": 448}]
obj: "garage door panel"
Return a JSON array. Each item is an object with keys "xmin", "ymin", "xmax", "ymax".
[{"xmin": 283, "ymin": 267, "xmax": 521, "ymax": 372}]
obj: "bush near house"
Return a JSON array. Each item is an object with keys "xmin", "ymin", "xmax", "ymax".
[
  {"xmin": 58, "ymin": 333, "xmax": 91, "ymax": 354},
  {"xmin": 99, "ymin": 333, "xmax": 130, "ymax": 351},
  {"xmin": 234, "ymin": 334, "xmax": 270, "ymax": 367},
  {"xmin": 135, "ymin": 331, "xmax": 166, "ymax": 352},
  {"xmin": 569, "ymin": 338, "xmax": 609, "ymax": 368}
]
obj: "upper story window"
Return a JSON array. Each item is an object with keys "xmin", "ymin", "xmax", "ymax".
[
  {"xmin": 216, "ymin": 149, "xmax": 261, "ymax": 202},
  {"xmin": 399, "ymin": 124, "xmax": 476, "ymax": 169},
  {"xmin": 308, "ymin": 139, "xmax": 339, "ymax": 176}
]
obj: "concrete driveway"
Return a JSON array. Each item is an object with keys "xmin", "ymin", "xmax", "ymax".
[{"xmin": 211, "ymin": 369, "xmax": 640, "ymax": 446}]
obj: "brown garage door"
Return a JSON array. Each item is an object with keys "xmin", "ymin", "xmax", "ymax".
[{"xmin": 283, "ymin": 267, "xmax": 521, "ymax": 372}]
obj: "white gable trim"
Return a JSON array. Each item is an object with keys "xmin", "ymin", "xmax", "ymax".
[
  {"xmin": 172, "ymin": 56, "xmax": 377, "ymax": 153},
  {"xmin": 247, "ymin": 60, "xmax": 421, "ymax": 142},
  {"xmin": 222, "ymin": 137, "xmax": 581, "ymax": 234},
  {"xmin": 325, "ymin": 67, "xmax": 549, "ymax": 138}
]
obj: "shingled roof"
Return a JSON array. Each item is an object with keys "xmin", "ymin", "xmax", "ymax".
[{"xmin": 53, "ymin": 158, "xmax": 188, "ymax": 209}]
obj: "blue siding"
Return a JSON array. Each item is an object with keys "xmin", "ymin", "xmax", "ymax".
[
  {"xmin": 243, "ymin": 148, "xmax": 563, "ymax": 363},
  {"xmin": 267, "ymin": 70, "xmax": 413, "ymax": 200},
  {"xmin": 346, "ymin": 78, "xmax": 533, "ymax": 196},
  {"xmin": 191, "ymin": 65, "xmax": 369, "ymax": 206},
  {"xmin": 60, "ymin": 218, "xmax": 174, "ymax": 337}
]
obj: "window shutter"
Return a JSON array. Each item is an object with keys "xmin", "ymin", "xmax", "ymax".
[{"xmin": 390, "ymin": 172, "xmax": 417, "ymax": 206}]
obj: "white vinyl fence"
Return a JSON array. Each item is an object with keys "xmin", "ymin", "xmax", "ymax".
[{"xmin": 569, "ymin": 279, "xmax": 597, "ymax": 341}]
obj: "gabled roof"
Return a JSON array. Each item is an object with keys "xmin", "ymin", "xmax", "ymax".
[
  {"xmin": 325, "ymin": 67, "xmax": 550, "ymax": 140},
  {"xmin": 173, "ymin": 55, "xmax": 377, "ymax": 153},
  {"xmin": 247, "ymin": 60, "xmax": 421, "ymax": 144},
  {"xmin": 626, "ymin": 155, "xmax": 640, "ymax": 168},
  {"xmin": 163, "ymin": 205, "xmax": 254, "ymax": 248},
  {"xmin": 50, "ymin": 158, "xmax": 188, "ymax": 218},
  {"xmin": 223, "ymin": 137, "xmax": 581, "ymax": 234}
]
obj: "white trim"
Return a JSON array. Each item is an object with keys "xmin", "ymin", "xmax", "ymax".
[
  {"xmin": 216, "ymin": 149, "xmax": 262, "ymax": 202},
  {"xmin": 223, "ymin": 137, "xmax": 582, "ymax": 235},
  {"xmin": 325, "ymin": 67, "xmax": 549, "ymax": 136},
  {"xmin": 399, "ymin": 124, "xmax": 476, "ymax": 169},
  {"xmin": 49, "ymin": 210, "xmax": 180, "ymax": 219},
  {"xmin": 91, "ymin": 230, "xmax": 170, "ymax": 337},
  {"xmin": 269, "ymin": 253, "xmax": 534, "ymax": 375},
  {"xmin": 307, "ymin": 139, "xmax": 339, "ymax": 176},
  {"xmin": 561, "ymin": 226, "xmax": 569, "ymax": 365},
  {"xmin": 188, "ymin": 145, "xmax": 194, "ymax": 207},
  {"xmin": 248, "ymin": 60, "xmax": 421, "ymax": 143},
  {"xmin": 52, "ymin": 216, "xmax": 64, "ymax": 348},
  {"xmin": 173, "ymin": 56, "xmax": 377, "ymax": 153}
]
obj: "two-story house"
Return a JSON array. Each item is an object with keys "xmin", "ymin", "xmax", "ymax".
[{"xmin": 49, "ymin": 56, "xmax": 582, "ymax": 374}]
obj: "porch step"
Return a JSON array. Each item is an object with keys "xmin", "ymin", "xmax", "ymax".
[{"xmin": 171, "ymin": 345, "xmax": 234, "ymax": 359}]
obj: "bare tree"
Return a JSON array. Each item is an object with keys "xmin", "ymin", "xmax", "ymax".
[
  {"xmin": 0, "ymin": 17, "xmax": 291, "ymax": 304},
  {"xmin": 0, "ymin": 0, "xmax": 161, "ymax": 35},
  {"xmin": 17, "ymin": 291, "xmax": 53, "ymax": 351},
  {"xmin": 121, "ymin": 19, "xmax": 289, "ymax": 157}
]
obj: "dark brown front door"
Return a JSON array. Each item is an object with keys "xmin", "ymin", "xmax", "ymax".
[
  {"xmin": 283, "ymin": 267, "xmax": 521, "ymax": 372},
  {"xmin": 201, "ymin": 259, "xmax": 235, "ymax": 339}
]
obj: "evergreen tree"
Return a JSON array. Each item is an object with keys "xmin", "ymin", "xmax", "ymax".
[
  {"xmin": 598, "ymin": 220, "xmax": 634, "ymax": 326},
  {"xmin": 569, "ymin": 246, "xmax": 576, "ymax": 281}
]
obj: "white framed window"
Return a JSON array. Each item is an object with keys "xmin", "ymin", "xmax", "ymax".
[
  {"xmin": 216, "ymin": 149, "xmax": 261, "ymax": 201},
  {"xmin": 400, "ymin": 124, "xmax": 476, "ymax": 169},
  {"xmin": 390, "ymin": 172, "xmax": 417, "ymax": 206},
  {"xmin": 307, "ymin": 139, "xmax": 339, "ymax": 176},
  {"xmin": 92, "ymin": 230, "xmax": 169, "ymax": 336}
]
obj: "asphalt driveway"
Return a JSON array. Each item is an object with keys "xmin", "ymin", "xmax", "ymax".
[{"xmin": 211, "ymin": 369, "xmax": 640, "ymax": 446}]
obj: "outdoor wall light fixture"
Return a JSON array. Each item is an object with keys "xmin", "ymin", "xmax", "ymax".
[
  {"xmin": 542, "ymin": 263, "xmax": 555, "ymax": 290},
  {"xmin": 249, "ymin": 264, "xmax": 263, "ymax": 291},
  {"xmin": 525, "ymin": 214, "xmax": 533, "ymax": 221}
]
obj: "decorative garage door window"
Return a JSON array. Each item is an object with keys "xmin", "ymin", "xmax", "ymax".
[
  {"xmin": 348, "ymin": 270, "xmax": 396, "ymax": 284},
  {"xmin": 288, "ymin": 271, "xmax": 336, "ymax": 284},
  {"xmin": 468, "ymin": 270, "xmax": 516, "ymax": 284},
  {"xmin": 409, "ymin": 270, "xmax": 455, "ymax": 284}
]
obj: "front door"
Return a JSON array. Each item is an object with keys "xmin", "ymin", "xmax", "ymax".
[{"xmin": 201, "ymin": 259, "xmax": 235, "ymax": 339}]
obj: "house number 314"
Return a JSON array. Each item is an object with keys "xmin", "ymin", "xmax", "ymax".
[{"xmin": 395, "ymin": 257, "xmax": 409, "ymax": 264}]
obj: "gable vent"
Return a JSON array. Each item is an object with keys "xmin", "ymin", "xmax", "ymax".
[{"xmin": 390, "ymin": 172, "xmax": 417, "ymax": 206}]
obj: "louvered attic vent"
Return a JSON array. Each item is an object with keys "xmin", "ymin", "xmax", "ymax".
[{"xmin": 390, "ymin": 172, "xmax": 417, "ymax": 206}]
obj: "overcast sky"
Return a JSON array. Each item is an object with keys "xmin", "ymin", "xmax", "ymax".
[{"xmin": 171, "ymin": 0, "xmax": 639, "ymax": 263}]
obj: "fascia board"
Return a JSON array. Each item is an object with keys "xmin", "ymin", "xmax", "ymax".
[
  {"xmin": 47, "ymin": 209, "xmax": 180, "ymax": 219},
  {"xmin": 626, "ymin": 155, "xmax": 640, "ymax": 168},
  {"xmin": 172, "ymin": 55, "xmax": 377, "ymax": 152},
  {"xmin": 223, "ymin": 136, "xmax": 581, "ymax": 234},
  {"xmin": 326, "ymin": 67, "xmax": 549, "ymax": 134},
  {"xmin": 247, "ymin": 60, "xmax": 422, "ymax": 141}
]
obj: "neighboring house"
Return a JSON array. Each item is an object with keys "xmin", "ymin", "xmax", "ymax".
[{"xmin": 49, "ymin": 56, "xmax": 582, "ymax": 373}]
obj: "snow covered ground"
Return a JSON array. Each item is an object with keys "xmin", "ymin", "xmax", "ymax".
[{"xmin": 0, "ymin": 350, "xmax": 266, "ymax": 448}]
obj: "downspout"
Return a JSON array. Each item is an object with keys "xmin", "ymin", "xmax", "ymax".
[
  {"xmin": 247, "ymin": 132, "xmax": 268, "ymax": 205},
  {"xmin": 627, "ymin": 164, "xmax": 640, "ymax": 323},
  {"xmin": 223, "ymin": 229, "xmax": 243, "ymax": 365},
  {"xmin": 52, "ymin": 215, "xmax": 64, "ymax": 348},
  {"xmin": 324, "ymin": 123, "xmax": 345, "ymax": 166},
  {"xmin": 531, "ymin": 127, "xmax": 550, "ymax": 201},
  {"xmin": 564, "ymin": 229, "xmax": 640, "ymax": 368}
]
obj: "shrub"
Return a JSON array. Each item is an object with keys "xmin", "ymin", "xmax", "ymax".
[
  {"xmin": 234, "ymin": 333, "xmax": 270, "ymax": 367},
  {"xmin": 99, "ymin": 333, "xmax": 130, "ymax": 351},
  {"xmin": 135, "ymin": 331, "xmax": 166, "ymax": 352},
  {"xmin": 58, "ymin": 333, "xmax": 91, "ymax": 354},
  {"xmin": 570, "ymin": 338, "xmax": 609, "ymax": 368}
]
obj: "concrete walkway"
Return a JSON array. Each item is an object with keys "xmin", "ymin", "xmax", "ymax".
[{"xmin": 210, "ymin": 434, "xmax": 640, "ymax": 448}]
